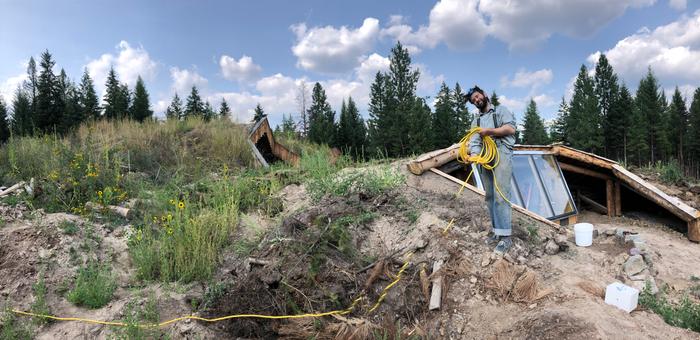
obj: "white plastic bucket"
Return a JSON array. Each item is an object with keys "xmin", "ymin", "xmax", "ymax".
[{"xmin": 574, "ymin": 223, "xmax": 594, "ymax": 247}]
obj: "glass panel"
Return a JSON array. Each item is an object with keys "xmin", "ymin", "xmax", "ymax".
[
  {"xmin": 532, "ymin": 155, "xmax": 576, "ymax": 216},
  {"xmin": 510, "ymin": 176, "xmax": 523, "ymax": 207},
  {"xmin": 512, "ymin": 155, "xmax": 554, "ymax": 217}
]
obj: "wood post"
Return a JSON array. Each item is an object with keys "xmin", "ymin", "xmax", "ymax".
[
  {"xmin": 614, "ymin": 181, "xmax": 622, "ymax": 217},
  {"xmin": 429, "ymin": 260, "xmax": 444, "ymax": 310},
  {"xmin": 689, "ymin": 219, "xmax": 700, "ymax": 242},
  {"xmin": 606, "ymin": 180, "xmax": 615, "ymax": 218}
]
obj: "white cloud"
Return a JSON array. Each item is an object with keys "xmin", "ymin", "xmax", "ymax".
[
  {"xmin": 291, "ymin": 17, "xmax": 380, "ymax": 74},
  {"xmin": 496, "ymin": 95, "xmax": 526, "ymax": 114},
  {"xmin": 669, "ymin": 0, "xmax": 687, "ymax": 10},
  {"xmin": 501, "ymin": 68, "xmax": 553, "ymax": 89},
  {"xmin": 382, "ymin": 0, "xmax": 655, "ymax": 51},
  {"xmin": 85, "ymin": 41, "xmax": 157, "ymax": 99},
  {"xmin": 381, "ymin": 0, "xmax": 488, "ymax": 51},
  {"xmin": 589, "ymin": 10, "xmax": 700, "ymax": 89},
  {"xmin": 532, "ymin": 94, "xmax": 556, "ymax": 108},
  {"xmin": 170, "ymin": 67, "xmax": 208, "ymax": 96},
  {"xmin": 198, "ymin": 53, "xmax": 443, "ymax": 125},
  {"xmin": 0, "ymin": 73, "xmax": 27, "ymax": 105},
  {"xmin": 480, "ymin": 0, "xmax": 655, "ymax": 50},
  {"xmin": 219, "ymin": 55, "xmax": 262, "ymax": 82}
]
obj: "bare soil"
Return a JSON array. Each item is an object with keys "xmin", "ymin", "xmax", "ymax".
[{"xmin": 1, "ymin": 162, "xmax": 699, "ymax": 339}]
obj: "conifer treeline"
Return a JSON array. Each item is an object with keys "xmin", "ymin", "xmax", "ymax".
[
  {"xmin": 275, "ymin": 43, "xmax": 700, "ymax": 177},
  {"xmin": 1, "ymin": 50, "xmax": 155, "ymax": 139}
]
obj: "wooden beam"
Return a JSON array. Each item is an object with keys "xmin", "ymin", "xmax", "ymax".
[
  {"xmin": 612, "ymin": 164, "xmax": 698, "ymax": 222},
  {"xmin": 429, "ymin": 168, "xmax": 562, "ymax": 230},
  {"xmin": 408, "ymin": 144, "xmax": 460, "ymax": 175},
  {"xmin": 559, "ymin": 162, "xmax": 612, "ymax": 180},
  {"xmin": 554, "ymin": 146, "xmax": 615, "ymax": 169},
  {"xmin": 579, "ymin": 193, "xmax": 608, "ymax": 215},
  {"xmin": 614, "ymin": 181, "xmax": 622, "ymax": 217},
  {"xmin": 606, "ymin": 180, "xmax": 615, "ymax": 218},
  {"xmin": 429, "ymin": 260, "xmax": 444, "ymax": 311},
  {"xmin": 0, "ymin": 181, "xmax": 25, "ymax": 197},
  {"xmin": 689, "ymin": 219, "xmax": 700, "ymax": 242}
]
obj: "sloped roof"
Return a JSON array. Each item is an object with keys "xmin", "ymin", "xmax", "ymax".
[{"xmin": 408, "ymin": 143, "xmax": 700, "ymax": 242}]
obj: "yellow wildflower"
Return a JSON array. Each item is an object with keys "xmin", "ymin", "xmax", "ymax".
[{"xmin": 178, "ymin": 201, "xmax": 185, "ymax": 209}]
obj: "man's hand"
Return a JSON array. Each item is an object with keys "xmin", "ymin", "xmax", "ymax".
[{"xmin": 479, "ymin": 128, "xmax": 495, "ymax": 137}]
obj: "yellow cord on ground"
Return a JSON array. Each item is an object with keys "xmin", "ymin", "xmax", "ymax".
[
  {"xmin": 367, "ymin": 252, "xmax": 413, "ymax": 313},
  {"xmin": 12, "ymin": 253, "xmax": 413, "ymax": 328},
  {"xmin": 455, "ymin": 127, "xmax": 514, "ymax": 206}
]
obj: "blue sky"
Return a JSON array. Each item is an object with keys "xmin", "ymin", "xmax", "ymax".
[{"xmin": 2, "ymin": 0, "xmax": 700, "ymax": 127}]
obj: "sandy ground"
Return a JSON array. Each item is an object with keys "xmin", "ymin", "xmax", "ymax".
[{"xmin": 1, "ymin": 162, "xmax": 699, "ymax": 339}]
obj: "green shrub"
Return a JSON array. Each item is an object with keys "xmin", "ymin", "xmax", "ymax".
[
  {"xmin": 0, "ymin": 307, "xmax": 33, "ymax": 340},
  {"xmin": 640, "ymin": 283, "xmax": 700, "ymax": 332},
  {"xmin": 67, "ymin": 262, "xmax": 116, "ymax": 309},
  {"xmin": 30, "ymin": 274, "xmax": 51, "ymax": 325}
]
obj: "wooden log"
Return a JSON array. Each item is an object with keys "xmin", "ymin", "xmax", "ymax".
[
  {"xmin": 429, "ymin": 260, "xmax": 444, "ymax": 311},
  {"xmin": 606, "ymin": 180, "xmax": 615, "ymax": 218},
  {"xmin": 554, "ymin": 146, "xmax": 615, "ymax": 169},
  {"xmin": 408, "ymin": 144, "xmax": 460, "ymax": 175},
  {"xmin": 689, "ymin": 219, "xmax": 700, "ymax": 242},
  {"xmin": 579, "ymin": 194, "xmax": 608, "ymax": 215},
  {"xmin": 0, "ymin": 181, "xmax": 26, "ymax": 197},
  {"xmin": 84, "ymin": 202, "xmax": 132, "ymax": 219},
  {"xmin": 558, "ymin": 162, "xmax": 612, "ymax": 180},
  {"xmin": 614, "ymin": 181, "xmax": 622, "ymax": 217}
]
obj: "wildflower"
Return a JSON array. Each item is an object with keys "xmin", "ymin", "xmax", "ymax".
[
  {"xmin": 152, "ymin": 216, "xmax": 158, "ymax": 223},
  {"xmin": 98, "ymin": 191, "xmax": 103, "ymax": 199},
  {"xmin": 161, "ymin": 215, "xmax": 167, "ymax": 222},
  {"xmin": 167, "ymin": 214, "xmax": 172, "ymax": 220},
  {"xmin": 136, "ymin": 230, "xmax": 143, "ymax": 241},
  {"xmin": 178, "ymin": 201, "xmax": 185, "ymax": 209},
  {"xmin": 169, "ymin": 199, "xmax": 176, "ymax": 205},
  {"xmin": 167, "ymin": 228, "xmax": 173, "ymax": 235}
]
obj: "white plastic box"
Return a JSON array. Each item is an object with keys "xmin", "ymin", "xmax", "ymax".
[{"xmin": 605, "ymin": 282, "xmax": 639, "ymax": 313}]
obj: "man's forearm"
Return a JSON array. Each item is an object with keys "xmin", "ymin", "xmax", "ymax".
[{"xmin": 490, "ymin": 125, "xmax": 515, "ymax": 137}]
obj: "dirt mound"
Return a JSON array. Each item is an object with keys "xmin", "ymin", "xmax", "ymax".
[{"xmin": 503, "ymin": 310, "xmax": 598, "ymax": 340}]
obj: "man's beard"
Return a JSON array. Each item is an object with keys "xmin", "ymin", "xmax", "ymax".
[{"xmin": 477, "ymin": 97, "xmax": 489, "ymax": 111}]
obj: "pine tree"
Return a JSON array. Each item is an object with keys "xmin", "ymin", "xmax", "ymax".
[
  {"xmin": 184, "ymin": 86, "xmax": 204, "ymax": 119},
  {"xmin": 367, "ymin": 41, "xmax": 426, "ymax": 157},
  {"xmin": 667, "ymin": 87, "xmax": 689, "ymax": 165},
  {"xmin": 24, "ymin": 57, "xmax": 38, "ymax": 123},
  {"xmin": 165, "ymin": 93, "xmax": 183, "ymax": 120},
  {"xmin": 103, "ymin": 67, "xmax": 128, "ymax": 120},
  {"xmin": 595, "ymin": 54, "xmax": 620, "ymax": 157},
  {"xmin": 521, "ymin": 99, "xmax": 549, "ymax": 145},
  {"xmin": 130, "ymin": 76, "xmax": 152, "ymax": 122},
  {"xmin": 203, "ymin": 101, "xmax": 215, "ymax": 121},
  {"xmin": 78, "ymin": 69, "xmax": 100, "ymax": 120},
  {"xmin": 307, "ymin": 82, "xmax": 336, "ymax": 145},
  {"xmin": 658, "ymin": 91, "xmax": 674, "ymax": 162},
  {"xmin": 280, "ymin": 113, "xmax": 297, "ymax": 138},
  {"xmin": 252, "ymin": 103, "xmax": 266, "ymax": 123},
  {"xmin": 0, "ymin": 98, "xmax": 9, "ymax": 144},
  {"xmin": 608, "ymin": 84, "xmax": 634, "ymax": 163},
  {"xmin": 11, "ymin": 88, "xmax": 33, "ymax": 136},
  {"xmin": 367, "ymin": 72, "xmax": 391, "ymax": 155},
  {"xmin": 568, "ymin": 65, "xmax": 603, "ymax": 153},
  {"xmin": 35, "ymin": 50, "xmax": 62, "ymax": 133},
  {"xmin": 635, "ymin": 67, "xmax": 664, "ymax": 164},
  {"xmin": 61, "ymin": 85, "xmax": 83, "ymax": 132},
  {"xmin": 550, "ymin": 97, "xmax": 569, "ymax": 143},
  {"xmin": 688, "ymin": 88, "xmax": 700, "ymax": 175},
  {"xmin": 119, "ymin": 84, "xmax": 131, "ymax": 119},
  {"xmin": 453, "ymin": 83, "xmax": 471, "ymax": 138},
  {"xmin": 336, "ymin": 97, "xmax": 366, "ymax": 158},
  {"xmin": 408, "ymin": 96, "xmax": 433, "ymax": 155},
  {"xmin": 490, "ymin": 91, "xmax": 501, "ymax": 107},
  {"xmin": 432, "ymin": 82, "xmax": 459, "ymax": 149},
  {"xmin": 219, "ymin": 98, "xmax": 231, "ymax": 119}
]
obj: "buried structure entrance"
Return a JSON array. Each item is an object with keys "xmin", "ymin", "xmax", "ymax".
[{"xmin": 408, "ymin": 143, "xmax": 700, "ymax": 242}]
